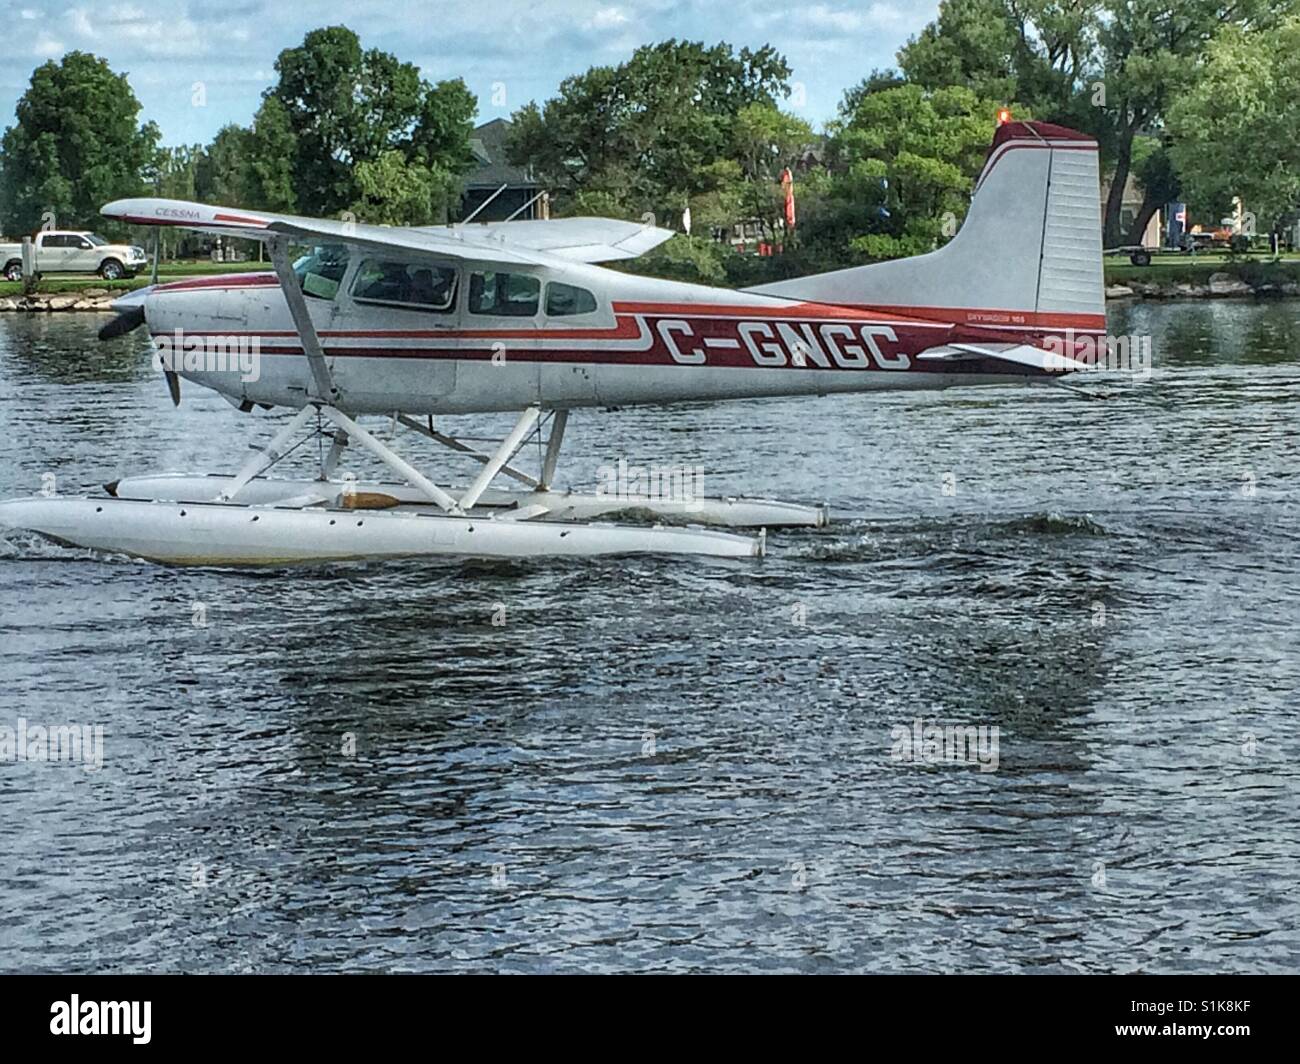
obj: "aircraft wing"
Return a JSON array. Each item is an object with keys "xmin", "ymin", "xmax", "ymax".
[
  {"xmin": 101, "ymin": 198, "xmax": 674, "ymax": 266},
  {"xmin": 410, "ymin": 217, "xmax": 674, "ymax": 262}
]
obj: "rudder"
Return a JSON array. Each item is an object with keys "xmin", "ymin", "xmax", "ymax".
[{"xmin": 748, "ymin": 121, "xmax": 1105, "ymax": 339}]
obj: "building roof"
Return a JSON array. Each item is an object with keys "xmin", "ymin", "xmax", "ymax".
[{"xmin": 463, "ymin": 118, "xmax": 538, "ymax": 190}]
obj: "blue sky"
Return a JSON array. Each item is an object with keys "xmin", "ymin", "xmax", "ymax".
[{"xmin": 0, "ymin": 1, "xmax": 939, "ymax": 146}]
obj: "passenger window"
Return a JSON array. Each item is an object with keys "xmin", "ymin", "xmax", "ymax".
[
  {"xmin": 351, "ymin": 260, "xmax": 457, "ymax": 311},
  {"xmin": 468, "ymin": 271, "xmax": 540, "ymax": 317},
  {"xmin": 292, "ymin": 244, "xmax": 350, "ymax": 300},
  {"xmin": 545, "ymin": 282, "xmax": 598, "ymax": 316}
]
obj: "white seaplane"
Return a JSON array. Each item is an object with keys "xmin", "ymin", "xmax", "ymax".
[{"xmin": 0, "ymin": 120, "xmax": 1104, "ymax": 565}]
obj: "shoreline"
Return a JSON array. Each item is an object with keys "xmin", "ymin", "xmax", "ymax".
[
  {"xmin": 0, "ymin": 291, "xmax": 121, "ymax": 313},
  {"xmin": 1106, "ymin": 271, "xmax": 1300, "ymax": 301}
]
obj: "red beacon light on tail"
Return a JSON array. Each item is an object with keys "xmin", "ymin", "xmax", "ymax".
[{"xmin": 996, "ymin": 108, "xmax": 1013, "ymax": 126}]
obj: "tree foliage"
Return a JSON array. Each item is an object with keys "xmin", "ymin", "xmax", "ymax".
[
  {"xmin": 1092, "ymin": 0, "xmax": 1290, "ymax": 244},
  {"xmin": 898, "ymin": 0, "xmax": 1096, "ymax": 128},
  {"xmin": 807, "ymin": 83, "xmax": 1006, "ymax": 263},
  {"xmin": 1168, "ymin": 18, "xmax": 1300, "ymax": 229},
  {"xmin": 896, "ymin": 0, "xmax": 1295, "ymax": 245},
  {"xmin": 507, "ymin": 40, "xmax": 803, "ymax": 227},
  {"xmin": 261, "ymin": 26, "xmax": 476, "ymax": 219},
  {"xmin": 244, "ymin": 99, "xmax": 298, "ymax": 212},
  {"xmin": 0, "ymin": 52, "xmax": 159, "ymax": 234},
  {"xmin": 351, "ymin": 150, "xmax": 459, "ymax": 226}
]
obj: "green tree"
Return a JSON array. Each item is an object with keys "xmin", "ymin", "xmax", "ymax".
[
  {"xmin": 156, "ymin": 144, "xmax": 203, "ymax": 202},
  {"xmin": 196, "ymin": 125, "xmax": 252, "ymax": 206},
  {"xmin": 410, "ymin": 78, "xmax": 478, "ymax": 175},
  {"xmin": 807, "ymin": 83, "xmax": 1004, "ymax": 263},
  {"xmin": 898, "ymin": 0, "xmax": 1022, "ymax": 103},
  {"xmin": 243, "ymin": 99, "xmax": 297, "ymax": 212},
  {"xmin": 729, "ymin": 103, "xmax": 813, "ymax": 237},
  {"xmin": 898, "ymin": 0, "xmax": 1096, "ymax": 125},
  {"xmin": 350, "ymin": 150, "xmax": 459, "ymax": 225},
  {"xmin": 1168, "ymin": 19, "xmax": 1300, "ymax": 231},
  {"xmin": 1095, "ymin": 0, "xmax": 1289, "ymax": 246},
  {"xmin": 263, "ymin": 25, "xmax": 475, "ymax": 218},
  {"xmin": 507, "ymin": 40, "xmax": 794, "ymax": 223},
  {"xmin": 0, "ymin": 51, "xmax": 159, "ymax": 233},
  {"xmin": 619, "ymin": 234, "xmax": 731, "ymax": 285},
  {"xmin": 1127, "ymin": 135, "xmax": 1181, "ymax": 241},
  {"xmin": 897, "ymin": 1, "xmax": 1290, "ymax": 246}
]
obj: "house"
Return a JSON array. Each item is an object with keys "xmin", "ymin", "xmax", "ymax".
[
  {"xmin": 1100, "ymin": 171, "xmax": 1163, "ymax": 248},
  {"xmin": 458, "ymin": 119, "xmax": 548, "ymax": 223}
]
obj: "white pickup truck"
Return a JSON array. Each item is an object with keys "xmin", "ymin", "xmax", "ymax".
[{"xmin": 1, "ymin": 230, "xmax": 148, "ymax": 282}]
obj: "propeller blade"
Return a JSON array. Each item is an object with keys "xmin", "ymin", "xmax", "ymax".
[
  {"xmin": 165, "ymin": 369, "xmax": 181, "ymax": 407},
  {"xmin": 97, "ymin": 305, "xmax": 146, "ymax": 341}
]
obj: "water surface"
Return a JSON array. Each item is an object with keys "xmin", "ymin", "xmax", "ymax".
[{"xmin": 0, "ymin": 299, "xmax": 1297, "ymax": 972}]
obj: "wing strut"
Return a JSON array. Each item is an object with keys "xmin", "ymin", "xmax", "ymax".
[
  {"xmin": 396, "ymin": 414, "xmax": 540, "ymax": 488},
  {"xmin": 320, "ymin": 407, "xmax": 463, "ymax": 513},
  {"xmin": 539, "ymin": 410, "xmax": 568, "ymax": 490},
  {"xmin": 267, "ymin": 236, "xmax": 340, "ymax": 404},
  {"xmin": 457, "ymin": 407, "xmax": 542, "ymax": 511}
]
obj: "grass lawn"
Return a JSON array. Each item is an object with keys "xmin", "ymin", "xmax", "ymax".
[
  {"xmin": 0, "ymin": 259, "xmax": 269, "ymax": 297},
  {"xmin": 1104, "ymin": 251, "xmax": 1300, "ymax": 286}
]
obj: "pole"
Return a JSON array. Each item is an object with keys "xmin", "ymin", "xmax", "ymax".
[{"xmin": 21, "ymin": 237, "xmax": 35, "ymax": 295}]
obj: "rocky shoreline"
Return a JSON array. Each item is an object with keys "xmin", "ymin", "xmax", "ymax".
[
  {"xmin": 1106, "ymin": 271, "xmax": 1297, "ymax": 300},
  {"xmin": 0, "ymin": 290, "xmax": 120, "ymax": 312}
]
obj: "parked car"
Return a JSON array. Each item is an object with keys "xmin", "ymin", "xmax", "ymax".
[{"xmin": 1, "ymin": 231, "xmax": 148, "ymax": 282}]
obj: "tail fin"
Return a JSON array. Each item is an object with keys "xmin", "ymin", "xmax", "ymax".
[{"xmin": 749, "ymin": 121, "xmax": 1105, "ymax": 338}]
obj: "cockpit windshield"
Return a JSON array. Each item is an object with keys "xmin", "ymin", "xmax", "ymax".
[{"xmin": 292, "ymin": 245, "xmax": 350, "ymax": 299}]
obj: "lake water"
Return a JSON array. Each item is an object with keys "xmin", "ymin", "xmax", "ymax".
[{"xmin": 0, "ymin": 299, "xmax": 1297, "ymax": 972}]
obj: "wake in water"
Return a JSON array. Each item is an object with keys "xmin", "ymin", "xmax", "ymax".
[
  {"xmin": 0, "ymin": 529, "xmax": 129, "ymax": 564},
  {"xmin": 796, "ymin": 511, "xmax": 1112, "ymax": 564}
]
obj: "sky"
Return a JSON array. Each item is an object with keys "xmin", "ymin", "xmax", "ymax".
[{"xmin": 0, "ymin": 1, "xmax": 940, "ymax": 146}]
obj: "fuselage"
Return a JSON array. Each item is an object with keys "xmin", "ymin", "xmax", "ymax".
[{"xmin": 141, "ymin": 253, "xmax": 1062, "ymax": 415}]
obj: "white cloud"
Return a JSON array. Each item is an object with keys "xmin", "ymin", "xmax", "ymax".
[
  {"xmin": 104, "ymin": 3, "xmax": 151, "ymax": 21},
  {"xmin": 65, "ymin": 8, "xmax": 96, "ymax": 39},
  {"xmin": 758, "ymin": 2, "xmax": 916, "ymax": 34},
  {"xmin": 32, "ymin": 35, "xmax": 65, "ymax": 59},
  {"xmin": 591, "ymin": 7, "xmax": 630, "ymax": 30}
]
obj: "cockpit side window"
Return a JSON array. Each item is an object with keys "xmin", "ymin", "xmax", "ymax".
[
  {"xmin": 468, "ymin": 271, "xmax": 540, "ymax": 317},
  {"xmin": 545, "ymin": 282, "xmax": 598, "ymax": 316},
  {"xmin": 351, "ymin": 260, "xmax": 458, "ymax": 312},
  {"xmin": 292, "ymin": 245, "xmax": 350, "ymax": 300}
]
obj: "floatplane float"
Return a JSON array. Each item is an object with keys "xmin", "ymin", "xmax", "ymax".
[{"xmin": 0, "ymin": 120, "xmax": 1105, "ymax": 565}]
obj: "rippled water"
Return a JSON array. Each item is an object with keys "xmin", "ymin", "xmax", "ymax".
[{"xmin": 1, "ymin": 300, "xmax": 1297, "ymax": 973}]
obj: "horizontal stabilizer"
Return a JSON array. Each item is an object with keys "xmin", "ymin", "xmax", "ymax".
[{"xmin": 917, "ymin": 343, "xmax": 1092, "ymax": 374}]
